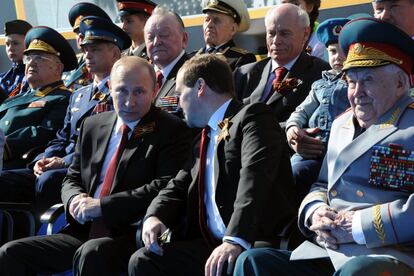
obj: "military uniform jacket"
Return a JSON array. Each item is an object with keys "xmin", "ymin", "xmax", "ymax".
[
  {"xmin": 234, "ymin": 53, "xmax": 330, "ymax": 123},
  {"xmin": 145, "ymin": 100, "xmax": 296, "ymax": 246},
  {"xmin": 0, "ymin": 80, "xmax": 70, "ymax": 161},
  {"xmin": 154, "ymin": 53, "xmax": 188, "ymax": 107},
  {"xmin": 123, "ymin": 43, "xmax": 148, "ymax": 60},
  {"xmin": 61, "ymin": 107, "xmax": 192, "ymax": 237},
  {"xmin": 0, "ymin": 62, "xmax": 28, "ymax": 96},
  {"xmin": 296, "ymin": 95, "xmax": 414, "ymax": 269},
  {"xmin": 194, "ymin": 40, "xmax": 256, "ymax": 71},
  {"xmin": 32, "ymin": 83, "xmax": 112, "ymax": 167}
]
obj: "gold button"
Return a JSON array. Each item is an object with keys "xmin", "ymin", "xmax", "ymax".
[
  {"xmin": 356, "ymin": 190, "xmax": 364, "ymax": 197},
  {"xmin": 330, "ymin": 189, "xmax": 337, "ymax": 197}
]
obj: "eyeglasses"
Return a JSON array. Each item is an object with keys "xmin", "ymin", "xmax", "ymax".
[{"xmin": 22, "ymin": 54, "xmax": 58, "ymax": 65}]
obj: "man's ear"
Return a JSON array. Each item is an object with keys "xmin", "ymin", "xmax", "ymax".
[{"xmin": 197, "ymin": 78, "xmax": 206, "ymax": 97}]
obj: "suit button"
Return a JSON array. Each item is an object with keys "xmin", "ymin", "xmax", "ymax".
[
  {"xmin": 330, "ymin": 189, "xmax": 337, "ymax": 197},
  {"xmin": 356, "ymin": 190, "xmax": 364, "ymax": 197},
  {"xmin": 4, "ymin": 121, "xmax": 9, "ymax": 126}
]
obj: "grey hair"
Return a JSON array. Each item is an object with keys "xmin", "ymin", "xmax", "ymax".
[
  {"xmin": 383, "ymin": 63, "xmax": 411, "ymax": 92},
  {"xmin": 265, "ymin": 4, "xmax": 310, "ymax": 29},
  {"xmin": 146, "ymin": 6, "xmax": 185, "ymax": 32}
]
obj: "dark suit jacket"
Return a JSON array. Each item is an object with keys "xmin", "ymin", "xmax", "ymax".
[
  {"xmin": 154, "ymin": 53, "xmax": 188, "ymax": 106},
  {"xmin": 145, "ymin": 100, "xmax": 296, "ymax": 246},
  {"xmin": 234, "ymin": 52, "xmax": 330, "ymax": 123},
  {"xmin": 61, "ymin": 106, "xmax": 191, "ymax": 237}
]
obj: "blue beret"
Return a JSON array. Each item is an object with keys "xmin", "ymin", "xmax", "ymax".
[
  {"xmin": 316, "ymin": 18, "xmax": 350, "ymax": 47},
  {"xmin": 68, "ymin": 2, "xmax": 111, "ymax": 33},
  {"xmin": 339, "ymin": 18, "xmax": 414, "ymax": 74},
  {"xmin": 4, "ymin": 20, "xmax": 32, "ymax": 36},
  {"xmin": 79, "ymin": 16, "xmax": 132, "ymax": 50},
  {"xmin": 24, "ymin": 26, "xmax": 78, "ymax": 72},
  {"xmin": 116, "ymin": 0, "xmax": 157, "ymax": 17}
]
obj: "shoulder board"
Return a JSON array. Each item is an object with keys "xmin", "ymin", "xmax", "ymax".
[
  {"xmin": 229, "ymin": 46, "xmax": 249, "ymax": 54},
  {"xmin": 335, "ymin": 107, "xmax": 352, "ymax": 119},
  {"xmin": 408, "ymin": 102, "xmax": 414, "ymax": 109}
]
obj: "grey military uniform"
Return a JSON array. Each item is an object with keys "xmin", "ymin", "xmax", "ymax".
[{"xmin": 295, "ymin": 94, "xmax": 414, "ymax": 269}]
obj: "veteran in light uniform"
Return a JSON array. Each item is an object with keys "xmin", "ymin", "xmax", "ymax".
[
  {"xmin": 0, "ymin": 26, "xmax": 77, "ymax": 169},
  {"xmin": 233, "ymin": 18, "xmax": 414, "ymax": 275},
  {"xmin": 193, "ymin": 0, "xmax": 256, "ymax": 71}
]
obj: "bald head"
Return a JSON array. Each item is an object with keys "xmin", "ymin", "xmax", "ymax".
[{"xmin": 265, "ymin": 4, "xmax": 310, "ymax": 65}]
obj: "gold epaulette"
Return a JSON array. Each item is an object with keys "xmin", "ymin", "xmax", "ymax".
[{"xmin": 229, "ymin": 46, "xmax": 249, "ymax": 54}]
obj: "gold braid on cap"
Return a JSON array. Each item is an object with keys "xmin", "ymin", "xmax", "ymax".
[
  {"xmin": 27, "ymin": 39, "xmax": 60, "ymax": 56},
  {"xmin": 344, "ymin": 43, "xmax": 402, "ymax": 70}
]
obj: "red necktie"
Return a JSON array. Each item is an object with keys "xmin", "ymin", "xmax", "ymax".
[
  {"xmin": 198, "ymin": 127, "xmax": 219, "ymax": 249},
  {"xmin": 155, "ymin": 71, "xmax": 164, "ymax": 94},
  {"xmin": 89, "ymin": 124, "xmax": 130, "ymax": 239},
  {"xmin": 99, "ymin": 124, "xmax": 131, "ymax": 197},
  {"xmin": 265, "ymin": 67, "xmax": 288, "ymax": 102}
]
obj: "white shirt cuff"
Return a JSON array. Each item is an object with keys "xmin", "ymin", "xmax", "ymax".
[
  {"xmin": 223, "ymin": 236, "xmax": 251, "ymax": 250},
  {"xmin": 304, "ymin": 202, "xmax": 327, "ymax": 229},
  {"xmin": 352, "ymin": 210, "xmax": 366, "ymax": 245}
]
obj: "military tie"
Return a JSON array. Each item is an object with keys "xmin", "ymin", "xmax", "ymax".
[
  {"xmin": 89, "ymin": 124, "xmax": 131, "ymax": 238},
  {"xmin": 198, "ymin": 126, "xmax": 219, "ymax": 249},
  {"xmin": 206, "ymin": 47, "xmax": 216, "ymax": 54}
]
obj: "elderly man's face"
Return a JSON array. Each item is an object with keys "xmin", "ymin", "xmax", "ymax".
[
  {"xmin": 23, "ymin": 51, "xmax": 62, "ymax": 89},
  {"xmin": 372, "ymin": 0, "xmax": 414, "ymax": 36},
  {"xmin": 266, "ymin": 9, "xmax": 310, "ymax": 66},
  {"xmin": 110, "ymin": 63, "xmax": 156, "ymax": 122},
  {"xmin": 5, "ymin": 34, "xmax": 25, "ymax": 63},
  {"xmin": 144, "ymin": 14, "xmax": 188, "ymax": 69},
  {"xmin": 346, "ymin": 66, "xmax": 406, "ymax": 128},
  {"xmin": 203, "ymin": 11, "xmax": 237, "ymax": 47}
]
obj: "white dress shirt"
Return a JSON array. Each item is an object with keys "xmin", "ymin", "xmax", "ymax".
[
  {"xmin": 204, "ymin": 99, "xmax": 250, "ymax": 249},
  {"xmin": 93, "ymin": 118, "xmax": 139, "ymax": 198}
]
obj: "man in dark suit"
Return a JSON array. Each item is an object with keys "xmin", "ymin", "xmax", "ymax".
[
  {"xmin": 0, "ymin": 16, "xmax": 130, "ymax": 217},
  {"xmin": 0, "ymin": 56, "xmax": 191, "ymax": 275},
  {"xmin": 192, "ymin": 0, "xmax": 256, "ymax": 71},
  {"xmin": 234, "ymin": 4, "xmax": 329, "ymax": 124},
  {"xmin": 117, "ymin": 0, "xmax": 157, "ymax": 59},
  {"xmin": 144, "ymin": 6, "xmax": 189, "ymax": 111},
  {"xmin": 1, "ymin": 26, "xmax": 78, "ymax": 169},
  {"xmin": 128, "ymin": 54, "xmax": 295, "ymax": 276}
]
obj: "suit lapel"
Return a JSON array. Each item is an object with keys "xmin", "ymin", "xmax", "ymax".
[
  {"xmin": 157, "ymin": 54, "xmax": 188, "ymax": 99},
  {"xmin": 214, "ymin": 100, "xmax": 243, "ymax": 188},
  {"xmin": 110, "ymin": 106, "xmax": 159, "ymax": 193},
  {"xmin": 90, "ymin": 112, "xmax": 117, "ymax": 194},
  {"xmin": 329, "ymin": 97, "xmax": 413, "ymax": 188},
  {"xmin": 249, "ymin": 58, "xmax": 272, "ymax": 103},
  {"xmin": 267, "ymin": 52, "xmax": 308, "ymax": 104}
]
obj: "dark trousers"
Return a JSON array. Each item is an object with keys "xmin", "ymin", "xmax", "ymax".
[
  {"xmin": 0, "ymin": 168, "xmax": 66, "ymax": 216},
  {"xmin": 290, "ymin": 154, "xmax": 323, "ymax": 202},
  {"xmin": 128, "ymin": 239, "xmax": 213, "ymax": 276},
  {"xmin": 0, "ymin": 231, "xmax": 136, "ymax": 276},
  {"xmin": 233, "ymin": 248, "xmax": 414, "ymax": 276}
]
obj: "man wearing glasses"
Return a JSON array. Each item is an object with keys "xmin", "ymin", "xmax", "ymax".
[{"xmin": 0, "ymin": 26, "xmax": 77, "ymax": 169}]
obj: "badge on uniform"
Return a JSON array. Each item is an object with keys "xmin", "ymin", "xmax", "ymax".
[
  {"xmin": 369, "ymin": 143, "xmax": 414, "ymax": 192},
  {"xmin": 28, "ymin": 100, "xmax": 47, "ymax": 108},
  {"xmin": 92, "ymin": 91, "xmax": 107, "ymax": 101},
  {"xmin": 92, "ymin": 102, "xmax": 113, "ymax": 114}
]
